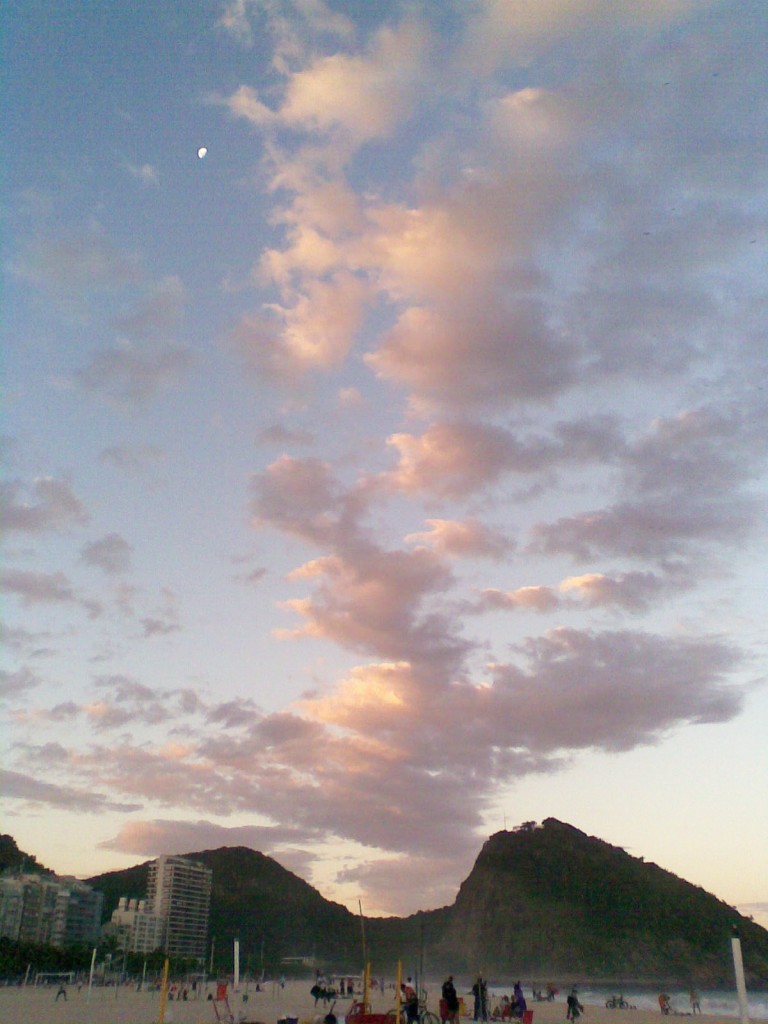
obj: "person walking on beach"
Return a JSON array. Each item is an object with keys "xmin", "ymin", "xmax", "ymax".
[
  {"xmin": 441, "ymin": 975, "xmax": 460, "ymax": 1024},
  {"xmin": 566, "ymin": 988, "xmax": 583, "ymax": 1021},
  {"xmin": 512, "ymin": 982, "xmax": 526, "ymax": 1019},
  {"xmin": 689, "ymin": 990, "xmax": 701, "ymax": 1014},
  {"xmin": 473, "ymin": 975, "xmax": 488, "ymax": 1022}
]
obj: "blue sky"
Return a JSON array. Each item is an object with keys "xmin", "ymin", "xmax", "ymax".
[{"xmin": 2, "ymin": 0, "xmax": 767, "ymax": 926}]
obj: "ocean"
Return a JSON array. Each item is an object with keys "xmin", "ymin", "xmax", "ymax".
[{"xmin": 484, "ymin": 987, "xmax": 768, "ymax": 1021}]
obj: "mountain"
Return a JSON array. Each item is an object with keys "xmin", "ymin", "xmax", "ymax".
[
  {"xmin": 87, "ymin": 847, "xmax": 360, "ymax": 970},
  {"xmin": 0, "ymin": 834, "xmax": 52, "ymax": 876},
  {"xmin": 82, "ymin": 819, "xmax": 767, "ymax": 985},
  {"xmin": 420, "ymin": 819, "xmax": 768, "ymax": 985}
]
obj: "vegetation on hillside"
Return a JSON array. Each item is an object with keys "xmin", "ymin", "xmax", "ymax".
[{"xmin": 0, "ymin": 835, "xmax": 51, "ymax": 876}]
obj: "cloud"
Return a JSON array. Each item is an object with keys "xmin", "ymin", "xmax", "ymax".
[
  {"xmin": 125, "ymin": 162, "xmax": 159, "ymax": 185},
  {"xmin": 337, "ymin": 853, "xmax": 474, "ymax": 917},
  {"xmin": 406, "ymin": 518, "xmax": 514, "ymax": 559},
  {"xmin": 384, "ymin": 417, "xmax": 627, "ymax": 497},
  {"xmin": 258, "ymin": 424, "xmax": 315, "ymax": 446},
  {"xmin": 3, "ymin": 622, "xmax": 747, "ymax": 871},
  {"xmin": 99, "ymin": 444, "xmax": 166, "ymax": 472},
  {"xmin": 0, "ymin": 667, "xmax": 42, "ymax": 700},
  {"xmin": 559, "ymin": 569, "xmax": 691, "ymax": 610},
  {"xmin": 529, "ymin": 400, "xmax": 768, "ymax": 561},
  {"xmin": 478, "ymin": 568, "xmax": 692, "ymax": 614},
  {"xmin": 4, "ymin": 1, "xmax": 766, "ymax": 912},
  {"xmin": 1, "ymin": 478, "xmax": 88, "ymax": 533},
  {"xmin": 0, "ymin": 568, "xmax": 101, "ymax": 617},
  {"xmin": 479, "ymin": 585, "xmax": 560, "ymax": 613},
  {"xmin": 81, "ymin": 533, "xmax": 133, "ymax": 575},
  {"xmin": 99, "ymin": 817, "xmax": 320, "ymax": 856},
  {"xmin": 487, "ymin": 628, "xmax": 743, "ymax": 754},
  {"xmin": 234, "ymin": 566, "xmax": 267, "ymax": 586},
  {"xmin": 225, "ymin": 17, "xmax": 427, "ymax": 144},
  {"xmin": 76, "ymin": 339, "xmax": 194, "ymax": 404},
  {"xmin": 1, "ymin": 768, "xmax": 141, "ymax": 813},
  {"xmin": 530, "ymin": 494, "xmax": 760, "ymax": 562},
  {"xmin": 140, "ymin": 616, "xmax": 181, "ymax": 638},
  {"xmin": 206, "ymin": 698, "xmax": 262, "ymax": 729},
  {"xmin": 459, "ymin": 0, "xmax": 701, "ymax": 73},
  {"xmin": 10, "ymin": 227, "xmax": 143, "ymax": 300},
  {"xmin": 369, "ymin": 297, "xmax": 575, "ymax": 414},
  {"xmin": 386, "ymin": 421, "xmax": 543, "ymax": 497},
  {"xmin": 282, "ymin": 544, "xmax": 469, "ymax": 679},
  {"xmin": 232, "ymin": 271, "xmax": 369, "ymax": 382},
  {"xmin": 251, "ymin": 455, "xmax": 359, "ymax": 546},
  {"xmin": 217, "ymin": 0, "xmax": 254, "ymax": 47},
  {"xmin": 112, "ymin": 275, "xmax": 185, "ymax": 339}
]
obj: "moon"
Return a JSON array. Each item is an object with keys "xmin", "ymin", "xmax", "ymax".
[{"xmin": 197, "ymin": 147, "xmax": 208, "ymax": 159}]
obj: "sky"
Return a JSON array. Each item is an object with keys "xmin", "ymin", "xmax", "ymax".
[{"xmin": 2, "ymin": 0, "xmax": 767, "ymax": 930}]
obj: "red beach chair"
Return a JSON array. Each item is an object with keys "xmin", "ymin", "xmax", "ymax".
[{"xmin": 213, "ymin": 981, "xmax": 235, "ymax": 1023}]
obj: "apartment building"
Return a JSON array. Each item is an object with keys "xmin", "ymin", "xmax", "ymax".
[
  {"xmin": 106, "ymin": 897, "xmax": 165, "ymax": 954},
  {"xmin": 146, "ymin": 855, "xmax": 212, "ymax": 959},
  {"xmin": 0, "ymin": 873, "xmax": 103, "ymax": 948}
]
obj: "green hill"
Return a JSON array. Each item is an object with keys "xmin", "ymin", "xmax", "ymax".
[
  {"xmin": 0, "ymin": 834, "xmax": 52, "ymax": 876},
  {"xmin": 425, "ymin": 819, "xmax": 768, "ymax": 985},
  {"xmin": 76, "ymin": 819, "xmax": 768, "ymax": 984},
  {"xmin": 86, "ymin": 847, "xmax": 360, "ymax": 972}
]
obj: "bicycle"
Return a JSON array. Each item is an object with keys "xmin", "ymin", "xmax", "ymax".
[
  {"xmin": 389, "ymin": 997, "xmax": 440, "ymax": 1024},
  {"xmin": 605, "ymin": 996, "xmax": 629, "ymax": 1010}
]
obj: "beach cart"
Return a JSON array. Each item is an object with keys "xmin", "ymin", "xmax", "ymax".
[{"xmin": 346, "ymin": 999, "xmax": 397, "ymax": 1024}]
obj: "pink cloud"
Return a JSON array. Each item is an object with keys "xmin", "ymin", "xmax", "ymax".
[
  {"xmin": 337, "ymin": 853, "xmax": 474, "ymax": 917},
  {"xmin": 369, "ymin": 298, "xmax": 575, "ymax": 410},
  {"xmin": 269, "ymin": 19, "xmax": 429, "ymax": 143},
  {"xmin": 233, "ymin": 272, "xmax": 369, "ymax": 382},
  {"xmin": 406, "ymin": 518, "xmax": 514, "ymax": 559},
  {"xmin": 251, "ymin": 455, "xmax": 354, "ymax": 545},
  {"xmin": 1, "ymin": 768, "xmax": 140, "ymax": 813},
  {"xmin": 479, "ymin": 585, "xmax": 560, "ymax": 613},
  {"xmin": 386, "ymin": 421, "xmax": 540, "ymax": 497},
  {"xmin": 280, "ymin": 543, "xmax": 469, "ymax": 677},
  {"xmin": 559, "ymin": 570, "xmax": 690, "ymax": 610},
  {"xmin": 531, "ymin": 494, "xmax": 759, "ymax": 561},
  {"xmin": 487, "ymin": 628, "xmax": 743, "ymax": 754},
  {"xmin": 99, "ymin": 818, "xmax": 319, "ymax": 856}
]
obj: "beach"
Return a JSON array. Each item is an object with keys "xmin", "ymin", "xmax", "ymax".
[{"xmin": 0, "ymin": 980, "xmax": 762, "ymax": 1024}]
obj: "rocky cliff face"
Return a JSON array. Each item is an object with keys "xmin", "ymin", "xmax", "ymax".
[{"xmin": 426, "ymin": 820, "xmax": 768, "ymax": 984}]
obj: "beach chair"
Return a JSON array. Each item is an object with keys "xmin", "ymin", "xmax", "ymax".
[{"xmin": 213, "ymin": 981, "xmax": 235, "ymax": 1023}]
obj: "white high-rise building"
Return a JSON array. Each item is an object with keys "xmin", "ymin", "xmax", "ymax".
[
  {"xmin": 147, "ymin": 856, "xmax": 212, "ymax": 959},
  {"xmin": 106, "ymin": 897, "xmax": 165, "ymax": 954}
]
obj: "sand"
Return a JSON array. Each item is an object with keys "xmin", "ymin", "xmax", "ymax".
[{"xmin": 0, "ymin": 980, "xmax": 756, "ymax": 1024}]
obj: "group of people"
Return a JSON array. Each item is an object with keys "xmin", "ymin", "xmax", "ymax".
[
  {"xmin": 659, "ymin": 990, "xmax": 701, "ymax": 1016},
  {"xmin": 488, "ymin": 981, "xmax": 529, "ymax": 1021},
  {"xmin": 439, "ymin": 976, "xmax": 530, "ymax": 1024},
  {"xmin": 311, "ymin": 973, "xmax": 360, "ymax": 1006},
  {"xmin": 396, "ymin": 978, "xmax": 703, "ymax": 1024}
]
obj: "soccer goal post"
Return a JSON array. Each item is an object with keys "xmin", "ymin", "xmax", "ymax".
[{"xmin": 34, "ymin": 971, "xmax": 75, "ymax": 986}]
